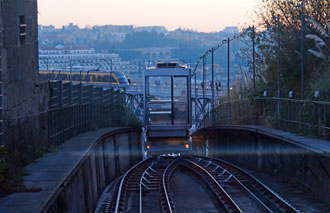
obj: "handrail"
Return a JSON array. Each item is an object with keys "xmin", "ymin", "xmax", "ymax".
[{"xmin": 255, "ymin": 97, "xmax": 330, "ymax": 105}]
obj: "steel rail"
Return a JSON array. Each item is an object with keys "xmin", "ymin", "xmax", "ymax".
[
  {"xmin": 139, "ymin": 164, "xmax": 158, "ymax": 213},
  {"xmin": 194, "ymin": 158, "xmax": 273, "ymax": 212},
  {"xmin": 139, "ymin": 167, "xmax": 149, "ymax": 213},
  {"xmin": 113, "ymin": 158, "xmax": 153, "ymax": 213},
  {"xmin": 181, "ymin": 159, "xmax": 242, "ymax": 213},
  {"xmin": 160, "ymin": 159, "xmax": 179, "ymax": 213},
  {"xmin": 199, "ymin": 156, "xmax": 300, "ymax": 212}
]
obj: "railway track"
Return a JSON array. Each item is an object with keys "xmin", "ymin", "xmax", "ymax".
[
  {"xmin": 190, "ymin": 156, "xmax": 300, "ymax": 213},
  {"xmin": 179, "ymin": 159, "xmax": 242, "ymax": 212},
  {"xmin": 98, "ymin": 156, "xmax": 300, "ymax": 213}
]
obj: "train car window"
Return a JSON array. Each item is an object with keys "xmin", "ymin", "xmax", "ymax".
[
  {"xmin": 168, "ymin": 63, "xmax": 178, "ymax": 67},
  {"xmin": 157, "ymin": 63, "xmax": 167, "ymax": 68}
]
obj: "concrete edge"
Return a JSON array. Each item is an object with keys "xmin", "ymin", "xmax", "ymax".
[
  {"xmin": 39, "ymin": 127, "xmax": 139, "ymax": 212},
  {"xmin": 192, "ymin": 125, "xmax": 329, "ymax": 156}
]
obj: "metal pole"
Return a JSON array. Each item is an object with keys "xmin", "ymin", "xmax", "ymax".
[
  {"xmin": 273, "ymin": 15, "xmax": 281, "ymax": 99},
  {"xmin": 211, "ymin": 48, "xmax": 215, "ymax": 108},
  {"xmin": 277, "ymin": 43, "xmax": 281, "ymax": 127},
  {"xmin": 194, "ymin": 73, "xmax": 197, "ymax": 123},
  {"xmin": 211, "ymin": 48, "xmax": 215, "ymax": 125},
  {"xmin": 171, "ymin": 76, "xmax": 174, "ymax": 125},
  {"xmin": 227, "ymin": 38, "xmax": 231, "ymax": 122},
  {"xmin": 227, "ymin": 38, "xmax": 230, "ymax": 100},
  {"xmin": 252, "ymin": 26, "xmax": 256, "ymax": 93},
  {"xmin": 144, "ymin": 76, "xmax": 148, "ymax": 126},
  {"xmin": 300, "ymin": 0, "xmax": 305, "ymax": 99},
  {"xmin": 202, "ymin": 56, "xmax": 206, "ymax": 100}
]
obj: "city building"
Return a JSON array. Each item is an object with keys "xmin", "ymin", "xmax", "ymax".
[
  {"xmin": 221, "ymin": 26, "xmax": 239, "ymax": 34},
  {"xmin": 134, "ymin": 26, "xmax": 167, "ymax": 34},
  {"xmin": 40, "ymin": 45, "xmax": 122, "ymax": 71},
  {"xmin": 39, "ymin": 45, "xmax": 143, "ymax": 83}
]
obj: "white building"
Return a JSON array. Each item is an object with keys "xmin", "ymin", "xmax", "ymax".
[{"xmin": 39, "ymin": 45, "xmax": 123, "ymax": 71}]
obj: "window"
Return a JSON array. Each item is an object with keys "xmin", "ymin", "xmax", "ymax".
[{"xmin": 19, "ymin": 15, "xmax": 27, "ymax": 45}]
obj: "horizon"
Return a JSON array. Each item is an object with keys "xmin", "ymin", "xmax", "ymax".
[
  {"xmin": 39, "ymin": 23, "xmax": 241, "ymax": 33},
  {"xmin": 38, "ymin": 0, "xmax": 260, "ymax": 33}
]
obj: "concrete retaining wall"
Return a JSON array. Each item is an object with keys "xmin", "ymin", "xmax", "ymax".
[
  {"xmin": 0, "ymin": 128, "xmax": 142, "ymax": 212},
  {"xmin": 192, "ymin": 126, "xmax": 330, "ymax": 203}
]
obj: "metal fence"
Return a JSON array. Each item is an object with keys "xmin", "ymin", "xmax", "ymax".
[
  {"xmin": 4, "ymin": 81, "xmax": 143, "ymax": 149},
  {"xmin": 197, "ymin": 97, "xmax": 330, "ymax": 140},
  {"xmin": 256, "ymin": 98, "xmax": 330, "ymax": 139}
]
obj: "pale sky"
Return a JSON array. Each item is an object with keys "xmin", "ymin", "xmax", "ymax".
[{"xmin": 38, "ymin": 0, "xmax": 259, "ymax": 32}]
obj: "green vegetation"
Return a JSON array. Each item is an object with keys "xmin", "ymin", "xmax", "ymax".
[{"xmin": 238, "ymin": 0, "xmax": 329, "ymax": 100}]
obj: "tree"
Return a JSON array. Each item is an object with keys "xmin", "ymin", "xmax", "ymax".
[{"xmin": 243, "ymin": 0, "xmax": 329, "ymax": 98}]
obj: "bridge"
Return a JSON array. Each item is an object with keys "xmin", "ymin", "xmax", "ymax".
[{"xmin": 1, "ymin": 27, "xmax": 330, "ymax": 213}]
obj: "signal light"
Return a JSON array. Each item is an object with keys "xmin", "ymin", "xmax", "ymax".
[
  {"xmin": 184, "ymin": 144, "xmax": 190, "ymax": 149},
  {"xmin": 146, "ymin": 145, "xmax": 151, "ymax": 149}
]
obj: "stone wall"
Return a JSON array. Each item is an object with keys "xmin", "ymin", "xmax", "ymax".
[
  {"xmin": 192, "ymin": 127, "xmax": 330, "ymax": 203},
  {"xmin": 1, "ymin": 0, "xmax": 43, "ymax": 123}
]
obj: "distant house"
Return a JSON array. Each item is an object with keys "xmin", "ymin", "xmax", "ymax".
[
  {"xmin": 221, "ymin": 26, "xmax": 239, "ymax": 34},
  {"xmin": 134, "ymin": 26, "xmax": 167, "ymax": 34}
]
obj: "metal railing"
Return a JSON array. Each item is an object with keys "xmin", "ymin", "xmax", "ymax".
[
  {"xmin": 196, "ymin": 97, "xmax": 330, "ymax": 140},
  {"xmin": 256, "ymin": 98, "xmax": 330, "ymax": 139},
  {"xmin": 3, "ymin": 81, "xmax": 143, "ymax": 151}
]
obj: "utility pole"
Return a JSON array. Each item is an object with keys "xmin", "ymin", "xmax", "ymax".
[{"xmin": 300, "ymin": 0, "xmax": 305, "ymax": 99}]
